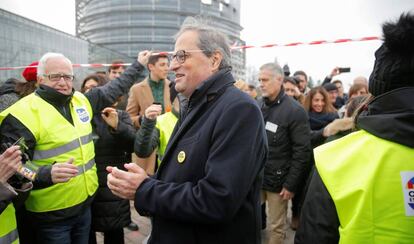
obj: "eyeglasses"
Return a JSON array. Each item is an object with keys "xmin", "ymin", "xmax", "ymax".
[
  {"xmin": 171, "ymin": 50, "xmax": 204, "ymax": 64},
  {"xmin": 43, "ymin": 73, "xmax": 74, "ymax": 82}
]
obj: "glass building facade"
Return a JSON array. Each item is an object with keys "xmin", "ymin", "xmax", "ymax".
[
  {"xmin": 76, "ymin": 0, "xmax": 246, "ymax": 80},
  {"xmin": 0, "ymin": 9, "xmax": 88, "ymax": 83},
  {"xmin": 0, "ymin": 8, "xmax": 133, "ymax": 86}
]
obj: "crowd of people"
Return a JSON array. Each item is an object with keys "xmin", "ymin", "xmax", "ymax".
[{"xmin": 0, "ymin": 12, "xmax": 413, "ymax": 244}]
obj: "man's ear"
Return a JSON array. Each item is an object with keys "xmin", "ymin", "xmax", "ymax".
[
  {"xmin": 37, "ymin": 76, "xmax": 42, "ymax": 86},
  {"xmin": 148, "ymin": 63, "xmax": 154, "ymax": 72},
  {"xmin": 211, "ymin": 51, "xmax": 223, "ymax": 72}
]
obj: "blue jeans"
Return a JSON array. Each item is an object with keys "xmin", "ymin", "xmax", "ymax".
[{"xmin": 36, "ymin": 207, "xmax": 91, "ymax": 244}]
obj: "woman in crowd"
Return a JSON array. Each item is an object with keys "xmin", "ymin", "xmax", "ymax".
[
  {"xmin": 81, "ymin": 74, "xmax": 136, "ymax": 244},
  {"xmin": 303, "ymin": 86, "xmax": 339, "ymax": 148}
]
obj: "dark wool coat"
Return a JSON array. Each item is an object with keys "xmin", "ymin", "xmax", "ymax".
[{"xmin": 134, "ymin": 68, "xmax": 268, "ymax": 244}]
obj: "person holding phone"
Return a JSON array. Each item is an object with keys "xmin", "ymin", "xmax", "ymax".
[
  {"xmin": 0, "ymin": 145, "xmax": 33, "ymax": 244},
  {"xmin": 0, "ymin": 146, "xmax": 23, "ymax": 211},
  {"xmin": 322, "ymin": 67, "xmax": 351, "ymax": 108}
]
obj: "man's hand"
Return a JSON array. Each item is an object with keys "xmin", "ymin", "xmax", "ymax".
[
  {"xmin": 137, "ymin": 51, "xmax": 152, "ymax": 66},
  {"xmin": 323, "ymin": 118, "xmax": 353, "ymax": 137},
  {"xmin": 51, "ymin": 158, "xmax": 78, "ymax": 183},
  {"xmin": 107, "ymin": 163, "xmax": 148, "ymax": 200},
  {"xmin": 145, "ymin": 104, "xmax": 162, "ymax": 121},
  {"xmin": 101, "ymin": 107, "xmax": 119, "ymax": 130},
  {"xmin": 0, "ymin": 145, "xmax": 22, "ymax": 183},
  {"xmin": 280, "ymin": 187, "xmax": 295, "ymax": 201},
  {"xmin": 293, "ymin": 86, "xmax": 302, "ymax": 98},
  {"xmin": 329, "ymin": 67, "xmax": 340, "ymax": 78}
]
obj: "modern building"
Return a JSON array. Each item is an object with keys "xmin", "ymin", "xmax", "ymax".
[
  {"xmin": 0, "ymin": 8, "xmax": 131, "ymax": 85},
  {"xmin": 0, "ymin": 8, "xmax": 87, "ymax": 83},
  {"xmin": 76, "ymin": 0, "xmax": 246, "ymax": 80}
]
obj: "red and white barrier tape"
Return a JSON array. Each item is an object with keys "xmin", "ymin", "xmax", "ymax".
[
  {"xmin": 0, "ymin": 36, "xmax": 381, "ymax": 71},
  {"xmin": 0, "ymin": 63, "xmax": 134, "ymax": 71},
  {"xmin": 230, "ymin": 36, "xmax": 380, "ymax": 49}
]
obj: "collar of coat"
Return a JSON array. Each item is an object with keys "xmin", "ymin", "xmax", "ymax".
[
  {"xmin": 188, "ymin": 67, "xmax": 234, "ymax": 105},
  {"xmin": 262, "ymin": 87, "xmax": 286, "ymax": 107},
  {"xmin": 35, "ymin": 84, "xmax": 74, "ymax": 107},
  {"xmin": 357, "ymin": 87, "xmax": 414, "ymax": 148}
]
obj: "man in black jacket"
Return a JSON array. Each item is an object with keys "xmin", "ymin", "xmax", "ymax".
[{"xmin": 258, "ymin": 62, "xmax": 311, "ymax": 244}]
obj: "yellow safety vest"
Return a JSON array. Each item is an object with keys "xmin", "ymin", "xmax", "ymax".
[
  {"xmin": 0, "ymin": 92, "xmax": 98, "ymax": 212},
  {"xmin": 155, "ymin": 111, "xmax": 177, "ymax": 166},
  {"xmin": 0, "ymin": 204, "xmax": 18, "ymax": 244},
  {"xmin": 316, "ymin": 130, "xmax": 414, "ymax": 244}
]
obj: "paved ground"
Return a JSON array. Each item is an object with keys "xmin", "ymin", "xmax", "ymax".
[{"xmin": 96, "ymin": 201, "xmax": 296, "ymax": 244}]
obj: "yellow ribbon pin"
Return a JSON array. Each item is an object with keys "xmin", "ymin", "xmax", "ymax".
[{"xmin": 177, "ymin": 151, "xmax": 186, "ymax": 163}]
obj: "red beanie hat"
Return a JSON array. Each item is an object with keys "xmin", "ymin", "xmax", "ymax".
[{"xmin": 22, "ymin": 61, "xmax": 39, "ymax": 82}]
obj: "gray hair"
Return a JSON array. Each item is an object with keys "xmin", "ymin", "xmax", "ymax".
[
  {"xmin": 37, "ymin": 52, "xmax": 73, "ymax": 76},
  {"xmin": 175, "ymin": 17, "xmax": 231, "ymax": 70},
  {"xmin": 260, "ymin": 62, "xmax": 284, "ymax": 79}
]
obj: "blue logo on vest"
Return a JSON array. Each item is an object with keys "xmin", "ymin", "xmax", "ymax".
[
  {"xmin": 401, "ymin": 172, "xmax": 414, "ymax": 216},
  {"xmin": 407, "ymin": 177, "xmax": 414, "ymax": 210},
  {"xmin": 76, "ymin": 107, "xmax": 90, "ymax": 123}
]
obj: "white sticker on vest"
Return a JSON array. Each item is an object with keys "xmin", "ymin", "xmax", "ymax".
[
  {"xmin": 75, "ymin": 107, "xmax": 90, "ymax": 123},
  {"xmin": 400, "ymin": 171, "xmax": 414, "ymax": 216},
  {"xmin": 265, "ymin": 121, "xmax": 278, "ymax": 133}
]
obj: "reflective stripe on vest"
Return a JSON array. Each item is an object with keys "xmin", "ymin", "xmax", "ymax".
[
  {"xmin": 155, "ymin": 112, "xmax": 177, "ymax": 165},
  {"xmin": 0, "ymin": 204, "xmax": 18, "ymax": 244},
  {"xmin": 315, "ymin": 130, "xmax": 414, "ymax": 244},
  {"xmin": 0, "ymin": 92, "xmax": 98, "ymax": 212},
  {"xmin": 33, "ymin": 133, "xmax": 93, "ymax": 160},
  {"xmin": 0, "ymin": 229, "xmax": 18, "ymax": 244},
  {"xmin": 77, "ymin": 158, "xmax": 95, "ymax": 175}
]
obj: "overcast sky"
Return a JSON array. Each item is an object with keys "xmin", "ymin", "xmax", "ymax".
[{"xmin": 0, "ymin": 0, "xmax": 413, "ymax": 88}]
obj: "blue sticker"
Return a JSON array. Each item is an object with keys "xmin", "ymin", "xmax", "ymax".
[{"xmin": 76, "ymin": 107, "xmax": 90, "ymax": 123}]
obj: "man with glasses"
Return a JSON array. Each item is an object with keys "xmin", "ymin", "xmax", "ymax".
[
  {"xmin": 0, "ymin": 51, "xmax": 150, "ymax": 244},
  {"xmin": 107, "ymin": 18, "xmax": 268, "ymax": 243}
]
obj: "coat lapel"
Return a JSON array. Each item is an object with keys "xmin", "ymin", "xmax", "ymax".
[{"xmin": 156, "ymin": 97, "xmax": 206, "ymax": 176}]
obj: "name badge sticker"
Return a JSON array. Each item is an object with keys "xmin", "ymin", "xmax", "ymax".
[
  {"xmin": 400, "ymin": 171, "xmax": 414, "ymax": 216},
  {"xmin": 265, "ymin": 121, "xmax": 278, "ymax": 133},
  {"xmin": 75, "ymin": 107, "xmax": 90, "ymax": 123}
]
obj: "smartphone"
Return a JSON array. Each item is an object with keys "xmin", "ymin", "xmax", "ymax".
[
  {"xmin": 11, "ymin": 137, "xmax": 28, "ymax": 150},
  {"xmin": 338, "ymin": 67, "xmax": 351, "ymax": 73},
  {"xmin": 12, "ymin": 137, "xmax": 38, "ymax": 181}
]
